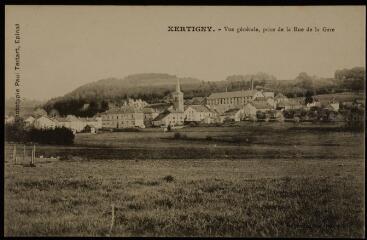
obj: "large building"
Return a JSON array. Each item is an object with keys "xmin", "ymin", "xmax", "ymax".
[
  {"xmin": 101, "ymin": 106, "xmax": 145, "ymax": 129},
  {"xmin": 207, "ymin": 89, "xmax": 265, "ymax": 113}
]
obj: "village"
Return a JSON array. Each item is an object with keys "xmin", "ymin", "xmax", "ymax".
[{"xmin": 5, "ymin": 79, "xmax": 365, "ymax": 134}]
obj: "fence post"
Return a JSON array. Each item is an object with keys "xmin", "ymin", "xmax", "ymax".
[
  {"xmin": 108, "ymin": 204, "xmax": 115, "ymax": 236},
  {"xmin": 23, "ymin": 145, "xmax": 26, "ymax": 163},
  {"xmin": 32, "ymin": 145, "xmax": 36, "ymax": 165},
  {"xmin": 13, "ymin": 145, "xmax": 17, "ymax": 164}
]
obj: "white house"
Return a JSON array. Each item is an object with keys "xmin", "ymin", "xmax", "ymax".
[
  {"xmin": 184, "ymin": 105, "xmax": 215, "ymax": 122},
  {"xmin": 33, "ymin": 116, "xmax": 58, "ymax": 129},
  {"xmin": 5, "ymin": 115, "xmax": 15, "ymax": 124},
  {"xmin": 263, "ymin": 91, "xmax": 275, "ymax": 98},
  {"xmin": 243, "ymin": 101, "xmax": 272, "ymax": 118},
  {"xmin": 152, "ymin": 110, "xmax": 185, "ymax": 127},
  {"xmin": 221, "ymin": 108, "xmax": 244, "ymax": 122},
  {"xmin": 24, "ymin": 116, "xmax": 35, "ymax": 126},
  {"xmin": 326, "ymin": 102, "xmax": 340, "ymax": 112}
]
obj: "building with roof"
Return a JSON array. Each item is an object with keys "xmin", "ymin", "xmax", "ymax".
[
  {"xmin": 101, "ymin": 106, "xmax": 145, "ymax": 129},
  {"xmin": 24, "ymin": 116, "xmax": 35, "ymax": 126},
  {"xmin": 152, "ymin": 80, "xmax": 185, "ymax": 127},
  {"xmin": 33, "ymin": 116, "xmax": 58, "ymax": 129},
  {"xmin": 243, "ymin": 100, "xmax": 273, "ymax": 118},
  {"xmin": 83, "ymin": 124, "xmax": 97, "ymax": 134},
  {"xmin": 277, "ymin": 99, "xmax": 304, "ymax": 110},
  {"xmin": 207, "ymin": 89, "xmax": 264, "ymax": 112},
  {"xmin": 184, "ymin": 105, "xmax": 216, "ymax": 122},
  {"xmin": 5, "ymin": 115, "xmax": 15, "ymax": 124},
  {"xmin": 142, "ymin": 107, "xmax": 160, "ymax": 127},
  {"xmin": 220, "ymin": 108, "xmax": 244, "ymax": 122},
  {"xmin": 54, "ymin": 115, "xmax": 86, "ymax": 132}
]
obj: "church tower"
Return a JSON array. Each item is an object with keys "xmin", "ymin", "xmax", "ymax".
[{"xmin": 172, "ymin": 79, "xmax": 184, "ymax": 112}]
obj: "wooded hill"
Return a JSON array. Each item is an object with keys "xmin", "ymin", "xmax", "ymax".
[{"xmin": 41, "ymin": 68, "xmax": 365, "ymax": 117}]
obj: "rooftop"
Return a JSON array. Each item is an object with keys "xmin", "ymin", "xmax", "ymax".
[
  {"xmin": 208, "ymin": 90, "xmax": 260, "ymax": 99},
  {"xmin": 185, "ymin": 104, "xmax": 211, "ymax": 113}
]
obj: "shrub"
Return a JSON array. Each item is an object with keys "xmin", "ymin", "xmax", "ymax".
[
  {"xmin": 163, "ymin": 175, "xmax": 174, "ymax": 182},
  {"xmin": 173, "ymin": 132, "xmax": 187, "ymax": 139},
  {"xmin": 28, "ymin": 127, "xmax": 74, "ymax": 145},
  {"xmin": 113, "ymin": 128, "xmax": 140, "ymax": 132},
  {"xmin": 206, "ymin": 136, "xmax": 213, "ymax": 141}
]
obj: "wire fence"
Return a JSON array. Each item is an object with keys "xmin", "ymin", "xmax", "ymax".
[{"xmin": 5, "ymin": 143, "xmax": 37, "ymax": 166}]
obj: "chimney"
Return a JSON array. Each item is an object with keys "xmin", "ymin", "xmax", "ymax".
[{"xmin": 251, "ymin": 79, "xmax": 254, "ymax": 90}]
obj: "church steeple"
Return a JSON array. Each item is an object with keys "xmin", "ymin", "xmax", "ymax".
[
  {"xmin": 172, "ymin": 79, "xmax": 184, "ymax": 112},
  {"xmin": 176, "ymin": 79, "xmax": 181, "ymax": 93}
]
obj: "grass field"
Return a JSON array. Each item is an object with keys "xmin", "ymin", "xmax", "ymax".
[{"xmin": 4, "ymin": 124, "xmax": 365, "ymax": 237}]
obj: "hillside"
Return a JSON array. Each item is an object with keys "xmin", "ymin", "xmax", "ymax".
[
  {"xmin": 64, "ymin": 73, "xmax": 202, "ymax": 101},
  {"xmin": 42, "ymin": 68, "xmax": 365, "ymax": 117}
]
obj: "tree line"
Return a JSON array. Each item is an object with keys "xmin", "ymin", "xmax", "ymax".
[
  {"xmin": 5, "ymin": 121, "xmax": 74, "ymax": 145},
  {"xmin": 42, "ymin": 67, "xmax": 365, "ymax": 117}
]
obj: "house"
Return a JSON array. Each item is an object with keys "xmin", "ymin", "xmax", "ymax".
[
  {"xmin": 24, "ymin": 116, "xmax": 35, "ymax": 126},
  {"xmin": 83, "ymin": 124, "xmax": 97, "ymax": 134},
  {"xmin": 263, "ymin": 91, "xmax": 275, "ymax": 98},
  {"xmin": 152, "ymin": 109, "xmax": 185, "ymax": 127},
  {"xmin": 142, "ymin": 107, "xmax": 160, "ymax": 127},
  {"xmin": 5, "ymin": 115, "xmax": 15, "ymax": 124},
  {"xmin": 101, "ymin": 106, "xmax": 145, "ymax": 129},
  {"xmin": 220, "ymin": 108, "xmax": 244, "ymax": 122},
  {"xmin": 207, "ymin": 89, "xmax": 265, "ymax": 112},
  {"xmin": 185, "ymin": 97, "xmax": 206, "ymax": 105},
  {"xmin": 306, "ymin": 99, "xmax": 322, "ymax": 109},
  {"xmin": 254, "ymin": 97, "xmax": 276, "ymax": 109},
  {"xmin": 80, "ymin": 116, "xmax": 103, "ymax": 129},
  {"xmin": 184, "ymin": 105, "xmax": 216, "ymax": 122},
  {"xmin": 55, "ymin": 115, "xmax": 86, "ymax": 132},
  {"xmin": 243, "ymin": 100, "xmax": 273, "ymax": 118},
  {"xmin": 274, "ymin": 93, "xmax": 288, "ymax": 103},
  {"xmin": 325, "ymin": 102, "xmax": 340, "ymax": 112},
  {"xmin": 33, "ymin": 108, "xmax": 48, "ymax": 118},
  {"xmin": 278, "ymin": 99, "xmax": 303, "ymax": 110},
  {"xmin": 33, "ymin": 116, "xmax": 58, "ymax": 129}
]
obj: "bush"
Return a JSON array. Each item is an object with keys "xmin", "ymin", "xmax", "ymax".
[
  {"xmin": 28, "ymin": 127, "xmax": 75, "ymax": 145},
  {"xmin": 5, "ymin": 122, "xmax": 29, "ymax": 142},
  {"xmin": 163, "ymin": 175, "xmax": 174, "ymax": 182},
  {"xmin": 173, "ymin": 132, "xmax": 187, "ymax": 139},
  {"xmin": 113, "ymin": 128, "xmax": 140, "ymax": 132}
]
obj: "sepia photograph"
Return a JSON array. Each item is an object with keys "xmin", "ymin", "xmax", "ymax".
[{"xmin": 4, "ymin": 5, "xmax": 366, "ymax": 237}]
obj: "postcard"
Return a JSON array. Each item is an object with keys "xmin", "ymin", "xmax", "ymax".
[{"xmin": 4, "ymin": 5, "xmax": 365, "ymax": 237}]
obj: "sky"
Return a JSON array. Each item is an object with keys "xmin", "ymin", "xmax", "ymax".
[{"xmin": 5, "ymin": 6, "xmax": 366, "ymax": 101}]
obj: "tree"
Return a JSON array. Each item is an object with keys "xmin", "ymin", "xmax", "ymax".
[
  {"xmin": 295, "ymin": 72, "xmax": 314, "ymax": 91},
  {"xmin": 334, "ymin": 67, "xmax": 365, "ymax": 91},
  {"xmin": 33, "ymin": 108, "xmax": 48, "ymax": 118},
  {"xmin": 305, "ymin": 90, "xmax": 314, "ymax": 104}
]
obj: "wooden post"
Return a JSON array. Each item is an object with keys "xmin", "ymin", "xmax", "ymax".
[
  {"xmin": 23, "ymin": 145, "xmax": 26, "ymax": 163},
  {"xmin": 108, "ymin": 204, "xmax": 115, "ymax": 236},
  {"xmin": 32, "ymin": 145, "xmax": 36, "ymax": 165},
  {"xmin": 13, "ymin": 145, "xmax": 17, "ymax": 164}
]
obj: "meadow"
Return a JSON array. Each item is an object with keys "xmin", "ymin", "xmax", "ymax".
[{"xmin": 4, "ymin": 123, "xmax": 365, "ymax": 237}]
